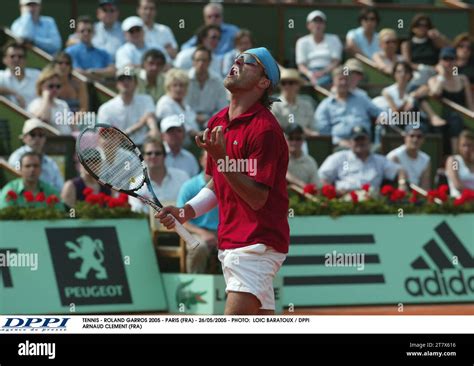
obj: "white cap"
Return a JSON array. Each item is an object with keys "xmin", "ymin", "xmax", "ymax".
[
  {"xmin": 20, "ymin": 0, "xmax": 41, "ymax": 5},
  {"xmin": 20, "ymin": 118, "xmax": 59, "ymax": 138},
  {"xmin": 121, "ymin": 16, "xmax": 144, "ymax": 32},
  {"xmin": 306, "ymin": 10, "xmax": 326, "ymax": 23},
  {"xmin": 160, "ymin": 115, "xmax": 184, "ymax": 133}
]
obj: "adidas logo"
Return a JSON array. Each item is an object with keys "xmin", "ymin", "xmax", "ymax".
[{"xmin": 405, "ymin": 221, "xmax": 474, "ymax": 297}]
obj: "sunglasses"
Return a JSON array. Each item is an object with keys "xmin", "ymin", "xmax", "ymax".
[
  {"xmin": 281, "ymin": 80, "xmax": 298, "ymax": 86},
  {"xmin": 28, "ymin": 132, "xmax": 46, "ymax": 138},
  {"xmin": 46, "ymin": 84, "xmax": 61, "ymax": 90},
  {"xmin": 145, "ymin": 151, "xmax": 164, "ymax": 157},
  {"xmin": 128, "ymin": 27, "xmax": 142, "ymax": 34}
]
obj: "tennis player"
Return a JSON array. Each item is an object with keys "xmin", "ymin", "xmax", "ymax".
[{"xmin": 157, "ymin": 47, "xmax": 289, "ymax": 315}]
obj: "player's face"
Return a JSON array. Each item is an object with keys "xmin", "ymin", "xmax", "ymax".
[
  {"xmin": 405, "ymin": 131, "xmax": 424, "ymax": 149},
  {"xmin": 224, "ymin": 53, "xmax": 269, "ymax": 93},
  {"xmin": 143, "ymin": 143, "xmax": 165, "ymax": 169},
  {"xmin": 20, "ymin": 156, "xmax": 41, "ymax": 183},
  {"xmin": 138, "ymin": 1, "xmax": 155, "ymax": 23},
  {"xmin": 23, "ymin": 128, "xmax": 47, "ymax": 152}
]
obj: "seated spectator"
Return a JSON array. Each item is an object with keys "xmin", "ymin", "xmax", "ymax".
[
  {"xmin": 453, "ymin": 33, "xmax": 474, "ymax": 85},
  {"xmin": 156, "ymin": 69, "xmax": 199, "ymax": 134},
  {"xmin": 160, "ymin": 115, "xmax": 200, "ymax": 177},
  {"xmin": 8, "ymin": 118, "xmax": 63, "ymax": 191},
  {"xmin": 284, "ymin": 124, "xmax": 320, "ymax": 189},
  {"xmin": 27, "ymin": 67, "xmax": 73, "ymax": 135},
  {"xmin": 137, "ymin": 49, "xmax": 167, "ymax": 104},
  {"xmin": 61, "ymin": 148, "xmax": 112, "ymax": 208},
  {"xmin": 222, "ymin": 29, "xmax": 254, "ymax": 77},
  {"xmin": 373, "ymin": 28, "xmax": 404, "ymax": 75},
  {"xmin": 315, "ymin": 66, "xmax": 383, "ymax": 148},
  {"xmin": 137, "ymin": 0, "xmax": 177, "ymax": 59},
  {"xmin": 0, "ymin": 151, "xmax": 63, "ymax": 210},
  {"xmin": 11, "ymin": 0, "xmax": 61, "ymax": 55},
  {"xmin": 185, "ymin": 46, "xmax": 228, "ymax": 130},
  {"xmin": 318, "ymin": 126, "xmax": 407, "ymax": 195},
  {"xmin": 180, "ymin": 2, "xmax": 239, "ymax": 56},
  {"xmin": 446, "ymin": 130, "xmax": 474, "ymax": 198},
  {"xmin": 97, "ymin": 68, "xmax": 158, "ymax": 145},
  {"xmin": 0, "ymin": 41, "xmax": 39, "ymax": 108},
  {"xmin": 115, "ymin": 16, "xmax": 168, "ymax": 69},
  {"xmin": 272, "ymin": 68, "xmax": 317, "ymax": 137},
  {"xmin": 296, "ymin": 10, "xmax": 342, "ymax": 88},
  {"xmin": 387, "ymin": 125, "xmax": 431, "ymax": 190},
  {"xmin": 90, "ymin": 0, "xmax": 124, "ymax": 63},
  {"xmin": 345, "ymin": 7, "xmax": 380, "ymax": 59},
  {"xmin": 343, "ymin": 58, "xmax": 368, "ymax": 97},
  {"xmin": 401, "ymin": 14, "xmax": 449, "ymax": 84},
  {"xmin": 174, "ymin": 25, "xmax": 223, "ymax": 77},
  {"xmin": 52, "ymin": 52, "xmax": 89, "ymax": 113},
  {"xmin": 65, "ymin": 15, "xmax": 115, "ymax": 80},
  {"xmin": 177, "ymin": 150, "xmax": 219, "ymax": 273},
  {"xmin": 428, "ymin": 47, "xmax": 474, "ymax": 154},
  {"xmin": 129, "ymin": 137, "xmax": 189, "ymax": 213}
]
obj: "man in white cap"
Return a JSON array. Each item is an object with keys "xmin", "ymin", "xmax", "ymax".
[
  {"xmin": 296, "ymin": 10, "xmax": 342, "ymax": 88},
  {"xmin": 11, "ymin": 0, "xmax": 61, "ymax": 55},
  {"xmin": 160, "ymin": 115, "xmax": 200, "ymax": 178},
  {"xmin": 115, "ymin": 16, "xmax": 169, "ymax": 69},
  {"xmin": 97, "ymin": 68, "xmax": 158, "ymax": 145},
  {"xmin": 8, "ymin": 118, "xmax": 63, "ymax": 191},
  {"xmin": 157, "ymin": 47, "xmax": 289, "ymax": 315}
]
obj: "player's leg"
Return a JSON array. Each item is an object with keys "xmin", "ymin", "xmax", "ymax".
[{"xmin": 224, "ymin": 291, "xmax": 261, "ymax": 315}]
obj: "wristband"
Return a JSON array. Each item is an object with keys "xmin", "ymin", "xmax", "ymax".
[{"xmin": 186, "ymin": 187, "xmax": 218, "ymax": 217}]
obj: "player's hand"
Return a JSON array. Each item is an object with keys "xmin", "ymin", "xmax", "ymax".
[
  {"xmin": 195, "ymin": 126, "xmax": 226, "ymax": 161},
  {"xmin": 155, "ymin": 205, "xmax": 194, "ymax": 229}
]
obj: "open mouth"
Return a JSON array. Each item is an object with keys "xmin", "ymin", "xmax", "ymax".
[{"xmin": 228, "ymin": 65, "xmax": 240, "ymax": 77}]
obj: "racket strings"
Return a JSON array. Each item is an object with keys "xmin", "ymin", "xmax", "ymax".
[{"xmin": 78, "ymin": 127, "xmax": 145, "ymax": 191}]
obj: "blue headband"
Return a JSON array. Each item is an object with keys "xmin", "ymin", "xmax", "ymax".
[{"xmin": 243, "ymin": 47, "xmax": 280, "ymax": 89}]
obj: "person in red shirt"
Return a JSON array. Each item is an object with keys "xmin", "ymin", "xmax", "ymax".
[{"xmin": 157, "ymin": 47, "xmax": 289, "ymax": 315}]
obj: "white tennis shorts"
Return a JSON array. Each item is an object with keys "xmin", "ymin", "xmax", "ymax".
[{"xmin": 218, "ymin": 243, "xmax": 286, "ymax": 310}]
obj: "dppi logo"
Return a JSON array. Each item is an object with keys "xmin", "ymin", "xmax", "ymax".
[{"xmin": 2, "ymin": 317, "xmax": 70, "ymax": 331}]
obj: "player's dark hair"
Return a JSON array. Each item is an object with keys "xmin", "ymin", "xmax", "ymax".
[{"xmin": 20, "ymin": 151, "xmax": 42, "ymax": 167}]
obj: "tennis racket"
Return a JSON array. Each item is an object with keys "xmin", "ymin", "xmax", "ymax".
[{"xmin": 76, "ymin": 123, "xmax": 200, "ymax": 249}]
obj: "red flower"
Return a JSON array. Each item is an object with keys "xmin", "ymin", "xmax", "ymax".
[
  {"xmin": 389, "ymin": 189, "xmax": 406, "ymax": 202},
  {"xmin": 23, "ymin": 191, "xmax": 34, "ymax": 202},
  {"xmin": 361, "ymin": 183, "xmax": 370, "ymax": 192},
  {"xmin": 303, "ymin": 183, "xmax": 317, "ymax": 195},
  {"xmin": 461, "ymin": 189, "xmax": 474, "ymax": 202},
  {"xmin": 6, "ymin": 190, "xmax": 18, "ymax": 201},
  {"xmin": 427, "ymin": 190, "xmax": 438, "ymax": 203},
  {"xmin": 82, "ymin": 187, "xmax": 94, "ymax": 197},
  {"xmin": 118, "ymin": 193, "xmax": 129, "ymax": 204},
  {"xmin": 321, "ymin": 184, "xmax": 336, "ymax": 200},
  {"xmin": 85, "ymin": 194, "xmax": 100, "ymax": 205},
  {"xmin": 46, "ymin": 194, "xmax": 59, "ymax": 205},
  {"xmin": 35, "ymin": 192, "xmax": 45, "ymax": 202},
  {"xmin": 350, "ymin": 191, "xmax": 358, "ymax": 203},
  {"xmin": 380, "ymin": 185, "xmax": 395, "ymax": 196},
  {"xmin": 453, "ymin": 197, "xmax": 465, "ymax": 206},
  {"xmin": 438, "ymin": 184, "xmax": 449, "ymax": 195},
  {"xmin": 409, "ymin": 191, "xmax": 418, "ymax": 204}
]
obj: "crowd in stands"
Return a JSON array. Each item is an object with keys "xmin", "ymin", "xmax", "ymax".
[{"xmin": 1, "ymin": 0, "xmax": 474, "ymax": 273}]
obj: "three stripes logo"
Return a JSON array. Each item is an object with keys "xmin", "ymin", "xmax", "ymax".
[{"xmin": 405, "ymin": 221, "xmax": 474, "ymax": 297}]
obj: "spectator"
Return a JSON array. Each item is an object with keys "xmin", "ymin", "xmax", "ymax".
[
  {"xmin": 97, "ymin": 68, "xmax": 158, "ymax": 145},
  {"xmin": 401, "ymin": 13, "xmax": 449, "ymax": 84},
  {"xmin": 428, "ymin": 47, "xmax": 474, "ymax": 154},
  {"xmin": 27, "ymin": 67, "xmax": 73, "ymax": 135},
  {"xmin": 181, "ymin": 2, "xmax": 239, "ymax": 56},
  {"xmin": 129, "ymin": 137, "xmax": 189, "ymax": 213},
  {"xmin": 453, "ymin": 33, "xmax": 474, "ymax": 85},
  {"xmin": 446, "ymin": 130, "xmax": 474, "ymax": 198},
  {"xmin": 0, "ymin": 151, "xmax": 63, "ymax": 209},
  {"xmin": 387, "ymin": 125, "xmax": 431, "ymax": 190},
  {"xmin": 8, "ymin": 118, "xmax": 63, "ymax": 191},
  {"xmin": 222, "ymin": 29, "xmax": 254, "ymax": 77},
  {"xmin": 174, "ymin": 25, "xmax": 223, "ymax": 77},
  {"xmin": 137, "ymin": 49, "xmax": 167, "ymax": 104},
  {"xmin": 160, "ymin": 115, "xmax": 200, "ymax": 178},
  {"xmin": 11, "ymin": 0, "xmax": 61, "ymax": 55},
  {"xmin": 52, "ymin": 52, "xmax": 89, "ymax": 114},
  {"xmin": 65, "ymin": 16, "xmax": 115, "ymax": 80},
  {"xmin": 315, "ymin": 66, "xmax": 383, "ymax": 148},
  {"xmin": 137, "ymin": 0, "xmax": 177, "ymax": 59},
  {"xmin": 318, "ymin": 126, "xmax": 407, "ymax": 195},
  {"xmin": 185, "ymin": 46, "xmax": 228, "ymax": 130},
  {"xmin": 373, "ymin": 28, "xmax": 404, "ymax": 75},
  {"xmin": 0, "ymin": 41, "xmax": 39, "ymax": 108},
  {"xmin": 296, "ymin": 10, "xmax": 342, "ymax": 88},
  {"xmin": 61, "ymin": 148, "xmax": 112, "ymax": 208},
  {"xmin": 343, "ymin": 58, "xmax": 368, "ymax": 97},
  {"xmin": 156, "ymin": 69, "xmax": 199, "ymax": 134},
  {"xmin": 91, "ymin": 0, "xmax": 124, "ymax": 63},
  {"xmin": 284, "ymin": 124, "xmax": 320, "ymax": 189},
  {"xmin": 345, "ymin": 7, "xmax": 380, "ymax": 59},
  {"xmin": 177, "ymin": 150, "xmax": 219, "ymax": 273},
  {"xmin": 272, "ymin": 68, "xmax": 317, "ymax": 137}
]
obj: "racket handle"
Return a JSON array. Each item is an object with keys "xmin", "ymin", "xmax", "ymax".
[{"xmin": 171, "ymin": 215, "xmax": 200, "ymax": 249}]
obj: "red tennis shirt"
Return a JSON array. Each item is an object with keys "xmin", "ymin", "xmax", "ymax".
[{"xmin": 206, "ymin": 101, "xmax": 290, "ymax": 254}]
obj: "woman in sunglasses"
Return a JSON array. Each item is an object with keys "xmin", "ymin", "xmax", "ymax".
[
  {"xmin": 27, "ymin": 66, "xmax": 73, "ymax": 135},
  {"xmin": 373, "ymin": 28, "xmax": 404, "ymax": 75}
]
